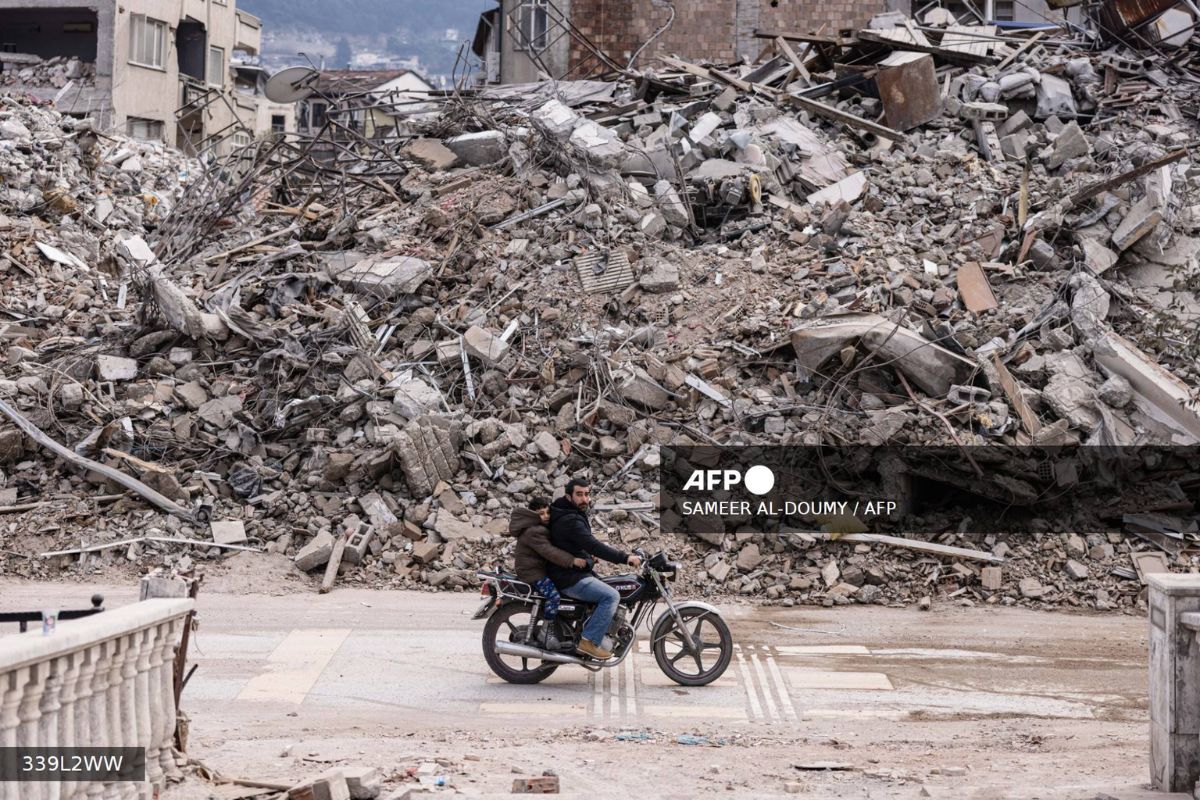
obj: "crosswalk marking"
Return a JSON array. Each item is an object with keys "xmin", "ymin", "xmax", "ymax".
[
  {"xmin": 734, "ymin": 647, "xmax": 764, "ymax": 720},
  {"xmin": 236, "ymin": 628, "xmax": 350, "ymax": 704},
  {"xmin": 475, "ymin": 640, "xmax": 898, "ymax": 723},
  {"xmin": 749, "ymin": 651, "xmax": 781, "ymax": 721},
  {"xmin": 765, "ymin": 653, "xmax": 799, "ymax": 722}
]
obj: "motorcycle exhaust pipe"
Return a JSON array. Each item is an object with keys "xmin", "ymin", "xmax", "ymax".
[{"xmin": 494, "ymin": 641, "xmax": 588, "ymax": 666}]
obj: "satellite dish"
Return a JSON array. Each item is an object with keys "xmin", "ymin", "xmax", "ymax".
[{"xmin": 264, "ymin": 66, "xmax": 320, "ymax": 103}]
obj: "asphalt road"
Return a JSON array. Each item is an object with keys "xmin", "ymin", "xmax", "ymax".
[{"xmin": 0, "ymin": 580, "xmax": 1171, "ymax": 798}]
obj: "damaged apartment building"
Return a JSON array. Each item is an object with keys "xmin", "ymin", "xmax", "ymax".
[
  {"xmin": 0, "ymin": 0, "xmax": 294, "ymax": 154},
  {"xmin": 473, "ymin": 0, "xmax": 1088, "ymax": 83}
]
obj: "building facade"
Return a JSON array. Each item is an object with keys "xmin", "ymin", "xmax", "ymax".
[
  {"xmin": 472, "ymin": 0, "xmax": 1080, "ymax": 85},
  {"xmin": 296, "ymin": 69, "xmax": 435, "ymax": 140},
  {"xmin": 0, "ymin": 0, "xmax": 282, "ymax": 155}
]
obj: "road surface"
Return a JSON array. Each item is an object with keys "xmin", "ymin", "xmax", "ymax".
[{"xmin": 0, "ymin": 577, "xmax": 1170, "ymax": 798}]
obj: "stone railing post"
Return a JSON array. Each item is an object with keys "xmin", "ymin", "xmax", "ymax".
[
  {"xmin": 1148, "ymin": 574, "xmax": 1200, "ymax": 792},
  {"xmin": 0, "ymin": 666, "xmax": 29, "ymax": 800}
]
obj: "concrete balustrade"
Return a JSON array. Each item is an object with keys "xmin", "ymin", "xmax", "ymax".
[
  {"xmin": 0, "ymin": 599, "xmax": 193, "ymax": 800},
  {"xmin": 1148, "ymin": 573, "xmax": 1200, "ymax": 792}
]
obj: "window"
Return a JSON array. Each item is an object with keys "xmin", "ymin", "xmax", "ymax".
[
  {"xmin": 514, "ymin": 0, "xmax": 548, "ymax": 51},
  {"xmin": 126, "ymin": 117, "xmax": 163, "ymax": 140},
  {"xmin": 310, "ymin": 101, "xmax": 328, "ymax": 129},
  {"xmin": 207, "ymin": 45, "xmax": 225, "ymax": 86},
  {"xmin": 129, "ymin": 14, "xmax": 166, "ymax": 68},
  {"xmin": 271, "ymin": 114, "xmax": 286, "ymax": 134}
]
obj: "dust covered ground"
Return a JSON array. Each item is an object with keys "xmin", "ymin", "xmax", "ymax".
[{"xmin": 0, "ymin": 580, "xmax": 1162, "ymax": 799}]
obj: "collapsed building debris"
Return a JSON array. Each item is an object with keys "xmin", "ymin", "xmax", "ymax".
[{"xmin": 2, "ymin": 5, "xmax": 1200, "ymax": 612}]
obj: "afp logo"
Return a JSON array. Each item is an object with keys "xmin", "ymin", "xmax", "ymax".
[{"xmin": 682, "ymin": 465, "xmax": 775, "ymax": 495}]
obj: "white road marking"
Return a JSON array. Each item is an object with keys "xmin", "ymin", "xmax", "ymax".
[
  {"xmin": 734, "ymin": 646, "xmax": 764, "ymax": 720},
  {"xmin": 749, "ymin": 650, "xmax": 780, "ymax": 721},
  {"xmin": 765, "ymin": 653, "xmax": 799, "ymax": 722},
  {"xmin": 236, "ymin": 628, "xmax": 350, "ymax": 704}
]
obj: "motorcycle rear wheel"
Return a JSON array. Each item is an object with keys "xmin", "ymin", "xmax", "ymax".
[
  {"xmin": 651, "ymin": 607, "xmax": 732, "ymax": 686},
  {"xmin": 483, "ymin": 603, "xmax": 561, "ymax": 684}
]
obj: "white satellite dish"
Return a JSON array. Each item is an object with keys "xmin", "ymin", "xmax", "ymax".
[{"xmin": 264, "ymin": 66, "xmax": 320, "ymax": 104}]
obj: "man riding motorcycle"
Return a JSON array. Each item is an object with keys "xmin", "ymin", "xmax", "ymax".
[{"xmin": 547, "ymin": 477, "xmax": 642, "ymax": 659}]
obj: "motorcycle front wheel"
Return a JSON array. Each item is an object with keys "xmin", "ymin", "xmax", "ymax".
[
  {"xmin": 651, "ymin": 607, "xmax": 733, "ymax": 686},
  {"xmin": 482, "ymin": 603, "xmax": 561, "ymax": 684}
]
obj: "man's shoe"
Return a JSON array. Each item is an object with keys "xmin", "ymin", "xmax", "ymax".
[{"xmin": 577, "ymin": 639, "xmax": 612, "ymax": 659}]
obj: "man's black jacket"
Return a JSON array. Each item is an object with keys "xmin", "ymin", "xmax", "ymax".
[{"xmin": 546, "ymin": 496, "xmax": 629, "ymax": 589}]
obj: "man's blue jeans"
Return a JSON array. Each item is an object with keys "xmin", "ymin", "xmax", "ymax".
[{"xmin": 564, "ymin": 575, "xmax": 620, "ymax": 645}]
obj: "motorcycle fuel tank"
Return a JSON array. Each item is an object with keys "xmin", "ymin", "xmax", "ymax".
[{"xmin": 602, "ymin": 573, "xmax": 647, "ymax": 602}]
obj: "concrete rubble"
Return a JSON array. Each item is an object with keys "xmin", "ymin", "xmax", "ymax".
[{"xmin": 2, "ymin": 9, "xmax": 1200, "ymax": 613}]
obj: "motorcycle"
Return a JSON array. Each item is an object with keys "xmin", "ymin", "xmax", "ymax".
[{"xmin": 474, "ymin": 550, "xmax": 733, "ymax": 686}]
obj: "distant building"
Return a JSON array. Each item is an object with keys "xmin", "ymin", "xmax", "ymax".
[
  {"xmin": 297, "ymin": 69, "xmax": 435, "ymax": 140},
  {"xmin": 0, "ymin": 0, "xmax": 291, "ymax": 155},
  {"xmin": 472, "ymin": 0, "xmax": 1076, "ymax": 85}
]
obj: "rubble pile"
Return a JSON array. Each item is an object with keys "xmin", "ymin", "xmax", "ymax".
[
  {"xmin": 0, "ymin": 55, "xmax": 95, "ymax": 90},
  {"xmin": 2, "ymin": 11, "xmax": 1200, "ymax": 612}
]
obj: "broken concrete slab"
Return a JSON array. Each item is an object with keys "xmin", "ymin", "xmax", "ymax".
[
  {"xmin": 806, "ymin": 172, "xmax": 867, "ymax": 206},
  {"xmin": 197, "ymin": 395, "xmax": 242, "ymax": 428},
  {"xmin": 295, "ymin": 531, "xmax": 335, "ymax": 571},
  {"xmin": 210, "ymin": 520, "xmax": 248, "ymax": 545},
  {"xmin": 1111, "ymin": 196, "xmax": 1163, "ymax": 251},
  {"xmin": 790, "ymin": 313, "xmax": 975, "ymax": 397},
  {"xmin": 617, "ymin": 367, "xmax": 671, "ymax": 410},
  {"xmin": 1079, "ymin": 235, "xmax": 1119, "ymax": 273},
  {"xmin": 533, "ymin": 430, "xmax": 560, "ymax": 459},
  {"xmin": 530, "ymin": 98, "xmax": 579, "ymax": 141},
  {"xmin": 641, "ymin": 260, "xmax": 680, "ymax": 293},
  {"xmin": 1092, "ymin": 330, "xmax": 1200, "ymax": 443},
  {"xmin": 462, "ymin": 326, "xmax": 508, "ymax": 364},
  {"xmin": 390, "ymin": 376, "xmax": 442, "ymax": 420},
  {"xmin": 433, "ymin": 513, "xmax": 489, "ymax": 541},
  {"xmin": 329, "ymin": 255, "xmax": 433, "ymax": 299},
  {"xmin": 96, "ymin": 355, "xmax": 137, "ymax": 381},
  {"xmin": 395, "ymin": 415, "xmax": 461, "ymax": 497},
  {"xmin": 403, "ymin": 138, "xmax": 459, "ymax": 170},
  {"xmin": 1045, "ymin": 121, "xmax": 1091, "ymax": 169},
  {"xmin": 568, "ymin": 120, "xmax": 625, "ymax": 167},
  {"xmin": 443, "ymin": 130, "xmax": 507, "ymax": 166},
  {"xmin": 174, "ymin": 381, "xmax": 208, "ymax": 410}
]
